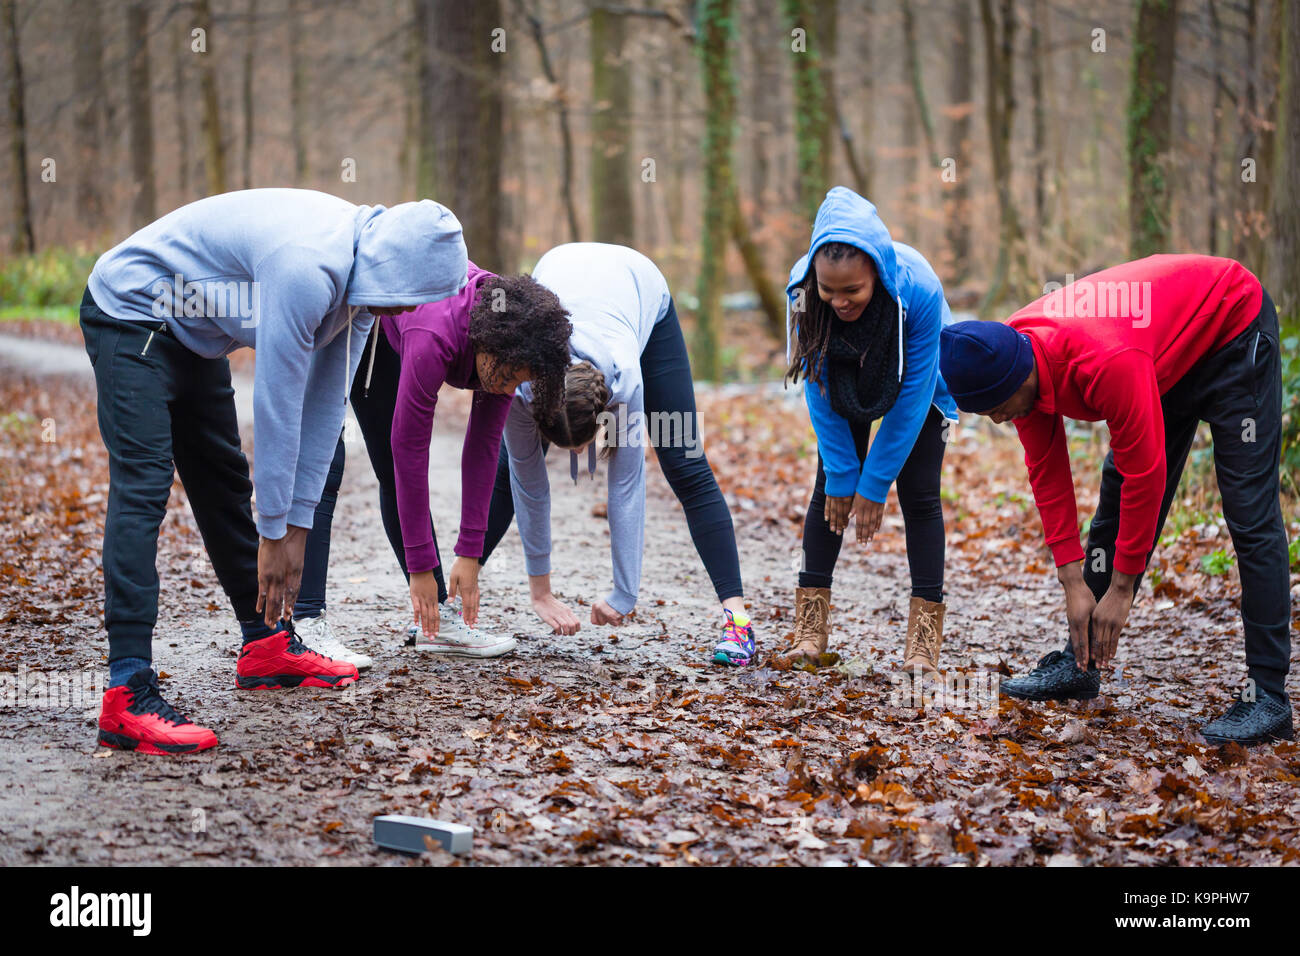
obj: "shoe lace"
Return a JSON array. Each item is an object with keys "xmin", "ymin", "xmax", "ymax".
[
  {"xmin": 285, "ymin": 629, "xmax": 326, "ymax": 661},
  {"xmin": 722, "ymin": 615, "xmax": 751, "ymax": 644},
  {"xmin": 911, "ymin": 610, "xmax": 940, "ymax": 663},
  {"xmin": 1035, "ymin": 650, "xmax": 1073, "ymax": 672},
  {"xmin": 795, "ymin": 594, "xmax": 828, "ymax": 635},
  {"xmin": 128, "ymin": 680, "xmax": 191, "ymax": 727}
]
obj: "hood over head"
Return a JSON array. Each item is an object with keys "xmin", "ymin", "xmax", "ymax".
[
  {"xmin": 786, "ymin": 186, "xmax": 906, "ymax": 381},
  {"xmin": 786, "ymin": 186, "xmax": 901, "ymax": 305},
  {"xmin": 346, "ymin": 199, "xmax": 469, "ymax": 307}
]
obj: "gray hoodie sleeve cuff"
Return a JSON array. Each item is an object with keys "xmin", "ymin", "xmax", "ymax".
[
  {"xmin": 257, "ymin": 512, "xmax": 288, "ymax": 540},
  {"xmin": 288, "ymin": 499, "xmax": 317, "ymax": 531},
  {"xmin": 524, "ymin": 552, "xmax": 551, "ymax": 577},
  {"xmin": 606, "ymin": 589, "xmax": 636, "ymax": 616}
]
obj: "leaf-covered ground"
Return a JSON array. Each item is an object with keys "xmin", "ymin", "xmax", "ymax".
[{"xmin": 0, "ymin": 327, "xmax": 1297, "ymax": 866}]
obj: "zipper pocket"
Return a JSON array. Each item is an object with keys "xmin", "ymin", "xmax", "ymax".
[{"xmin": 139, "ymin": 321, "xmax": 167, "ymax": 357}]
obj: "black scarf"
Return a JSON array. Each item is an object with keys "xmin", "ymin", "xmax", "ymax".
[{"xmin": 825, "ymin": 283, "xmax": 904, "ymax": 425}]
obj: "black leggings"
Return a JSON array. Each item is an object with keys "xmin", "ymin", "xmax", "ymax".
[
  {"xmin": 799, "ymin": 405, "xmax": 947, "ymax": 602},
  {"xmin": 294, "ymin": 434, "xmax": 346, "ymax": 617},
  {"xmin": 296, "ymin": 326, "xmax": 449, "ymax": 615},
  {"xmin": 479, "ymin": 300, "xmax": 744, "ymax": 604}
]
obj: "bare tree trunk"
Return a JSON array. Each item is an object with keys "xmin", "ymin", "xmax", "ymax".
[
  {"xmin": 944, "ymin": 0, "xmax": 973, "ymax": 284},
  {"xmin": 242, "ymin": 0, "xmax": 256, "ymax": 190},
  {"xmin": 195, "ymin": 0, "xmax": 226, "ymax": 196},
  {"xmin": 1267, "ymin": 0, "xmax": 1299, "ymax": 319},
  {"xmin": 728, "ymin": 190, "xmax": 784, "ymax": 339},
  {"xmin": 289, "ymin": 0, "xmax": 308, "ymax": 183},
  {"xmin": 2, "ymin": 0, "xmax": 32, "ymax": 253},
  {"xmin": 783, "ymin": 0, "xmax": 833, "ymax": 224},
  {"xmin": 745, "ymin": 0, "xmax": 774, "ymax": 210},
  {"xmin": 419, "ymin": 0, "xmax": 504, "ymax": 271},
  {"xmin": 1126, "ymin": 0, "xmax": 1178, "ymax": 258},
  {"xmin": 1206, "ymin": 0, "xmax": 1222, "ymax": 255},
  {"xmin": 1028, "ymin": 0, "xmax": 1047, "ymax": 235},
  {"xmin": 173, "ymin": 17, "xmax": 191, "ymax": 199},
  {"xmin": 977, "ymin": 0, "xmax": 1028, "ymax": 311},
  {"xmin": 590, "ymin": 4, "xmax": 635, "ymax": 244},
  {"xmin": 518, "ymin": 0, "xmax": 579, "ymax": 240},
  {"xmin": 902, "ymin": 0, "xmax": 939, "ymax": 167},
  {"xmin": 695, "ymin": 0, "xmax": 736, "ymax": 381},
  {"xmin": 73, "ymin": 0, "xmax": 106, "ymax": 234},
  {"xmin": 126, "ymin": 2, "xmax": 156, "ymax": 229},
  {"xmin": 399, "ymin": 0, "xmax": 419, "ymax": 198}
]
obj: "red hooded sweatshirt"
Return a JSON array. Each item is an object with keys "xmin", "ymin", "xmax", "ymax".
[{"xmin": 1008, "ymin": 254, "xmax": 1261, "ymax": 576}]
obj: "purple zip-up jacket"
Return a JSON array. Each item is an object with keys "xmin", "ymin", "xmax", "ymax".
[{"xmin": 382, "ymin": 262, "xmax": 510, "ymax": 574}]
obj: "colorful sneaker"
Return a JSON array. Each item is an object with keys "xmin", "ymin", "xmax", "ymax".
[
  {"xmin": 712, "ymin": 608, "xmax": 756, "ymax": 666},
  {"xmin": 295, "ymin": 613, "xmax": 373, "ymax": 671},
  {"xmin": 404, "ymin": 606, "xmax": 516, "ymax": 658},
  {"xmin": 98, "ymin": 668, "xmax": 218, "ymax": 755},
  {"xmin": 235, "ymin": 628, "xmax": 359, "ymax": 689}
]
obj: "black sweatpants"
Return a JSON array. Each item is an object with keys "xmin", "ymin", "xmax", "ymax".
[
  {"xmin": 340, "ymin": 326, "xmax": 448, "ymax": 602},
  {"xmin": 80, "ymin": 288, "xmax": 261, "ymax": 664},
  {"xmin": 1077, "ymin": 290, "xmax": 1292, "ymax": 695},
  {"xmin": 799, "ymin": 405, "xmax": 948, "ymax": 602},
  {"xmin": 479, "ymin": 300, "xmax": 744, "ymax": 604}
]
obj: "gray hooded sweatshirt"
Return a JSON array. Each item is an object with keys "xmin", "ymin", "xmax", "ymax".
[
  {"xmin": 88, "ymin": 188, "xmax": 467, "ymax": 538},
  {"xmin": 505, "ymin": 242, "xmax": 671, "ymax": 615}
]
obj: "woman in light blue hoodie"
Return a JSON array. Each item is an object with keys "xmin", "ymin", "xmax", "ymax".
[{"xmin": 783, "ymin": 187, "xmax": 957, "ymax": 674}]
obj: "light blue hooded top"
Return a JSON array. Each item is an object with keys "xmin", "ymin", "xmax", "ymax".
[
  {"xmin": 88, "ymin": 188, "xmax": 468, "ymax": 538},
  {"xmin": 787, "ymin": 187, "xmax": 958, "ymax": 503}
]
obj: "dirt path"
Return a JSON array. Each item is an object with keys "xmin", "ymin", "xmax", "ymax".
[{"xmin": 1, "ymin": 334, "xmax": 1296, "ymax": 866}]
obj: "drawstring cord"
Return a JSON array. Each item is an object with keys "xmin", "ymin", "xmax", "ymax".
[
  {"xmin": 897, "ymin": 299, "xmax": 905, "ymax": 381},
  {"xmin": 364, "ymin": 318, "xmax": 381, "ymax": 396},
  {"xmin": 345, "ymin": 306, "xmax": 358, "ymax": 402}
]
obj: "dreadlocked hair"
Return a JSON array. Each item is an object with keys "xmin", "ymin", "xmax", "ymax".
[
  {"xmin": 535, "ymin": 360, "xmax": 614, "ymax": 456},
  {"xmin": 468, "ymin": 274, "xmax": 572, "ymax": 417},
  {"xmin": 785, "ymin": 241, "xmax": 873, "ymax": 389}
]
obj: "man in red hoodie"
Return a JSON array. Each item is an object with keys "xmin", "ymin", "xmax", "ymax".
[{"xmin": 939, "ymin": 255, "xmax": 1293, "ymax": 746}]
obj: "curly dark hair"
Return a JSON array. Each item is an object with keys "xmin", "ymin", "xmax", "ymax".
[
  {"xmin": 535, "ymin": 360, "xmax": 612, "ymax": 452},
  {"xmin": 468, "ymin": 274, "xmax": 572, "ymax": 416},
  {"xmin": 785, "ymin": 241, "xmax": 872, "ymax": 388}
]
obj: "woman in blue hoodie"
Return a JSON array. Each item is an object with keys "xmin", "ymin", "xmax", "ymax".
[{"xmin": 783, "ymin": 187, "xmax": 958, "ymax": 674}]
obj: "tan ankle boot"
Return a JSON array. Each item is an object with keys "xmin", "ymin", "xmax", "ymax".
[
  {"xmin": 902, "ymin": 596, "xmax": 945, "ymax": 675},
  {"xmin": 783, "ymin": 587, "xmax": 831, "ymax": 664}
]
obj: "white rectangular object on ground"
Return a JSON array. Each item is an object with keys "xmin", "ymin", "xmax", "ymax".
[{"xmin": 373, "ymin": 815, "xmax": 473, "ymax": 855}]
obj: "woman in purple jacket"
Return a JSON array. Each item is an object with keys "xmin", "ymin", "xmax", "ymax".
[{"xmin": 293, "ymin": 264, "xmax": 571, "ymax": 663}]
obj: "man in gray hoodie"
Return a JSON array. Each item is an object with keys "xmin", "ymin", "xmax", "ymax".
[{"xmin": 83, "ymin": 188, "xmax": 467, "ymax": 756}]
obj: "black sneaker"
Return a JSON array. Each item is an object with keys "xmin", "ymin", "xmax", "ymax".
[
  {"xmin": 1201, "ymin": 688, "xmax": 1295, "ymax": 746},
  {"xmin": 1001, "ymin": 649, "xmax": 1101, "ymax": 702}
]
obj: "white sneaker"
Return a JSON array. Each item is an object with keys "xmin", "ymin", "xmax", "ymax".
[
  {"xmin": 294, "ymin": 614, "xmax": 373, "ymax": 671},
  {"xmin": 404, "ymin": 607, "xmax": 516, "ymax": 658}
]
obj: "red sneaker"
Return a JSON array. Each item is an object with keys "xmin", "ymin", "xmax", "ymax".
[
  {"xmin": 98, "ymin": 668, "xmax": 218, "ymax": 755},
  {"xmin": 236, "ymin": 628, "xmax": 359, "ymax": 690}
]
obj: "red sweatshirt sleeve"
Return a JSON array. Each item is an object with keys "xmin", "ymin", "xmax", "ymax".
[
  {"xmin": 454, "ymin": 390, "xmax": 512, "ymax": 559},
  {"xmin": 390, "ymin": 330, "xmax": 451, "ymax": 574},
  {"xmin": 1085, "ymin": 349, "xmax": 1165, "ymax": 576},
  {"xmin": 1016, "ymin": 409, "xmax": 1084, "ymax": 567}
]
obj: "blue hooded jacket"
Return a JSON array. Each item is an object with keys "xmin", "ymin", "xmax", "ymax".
[
  {"xmin": 787, "ymin": 187, "xmax": 958, "ymax": 503},
  {"xmin": 89, "ymin": 188, "xmax": 468, "ymax": 539}
]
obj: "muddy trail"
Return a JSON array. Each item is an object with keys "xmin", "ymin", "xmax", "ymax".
[{"xmin": 1, "ymin": 331, "xmax": 1297, "ymax": 866}]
